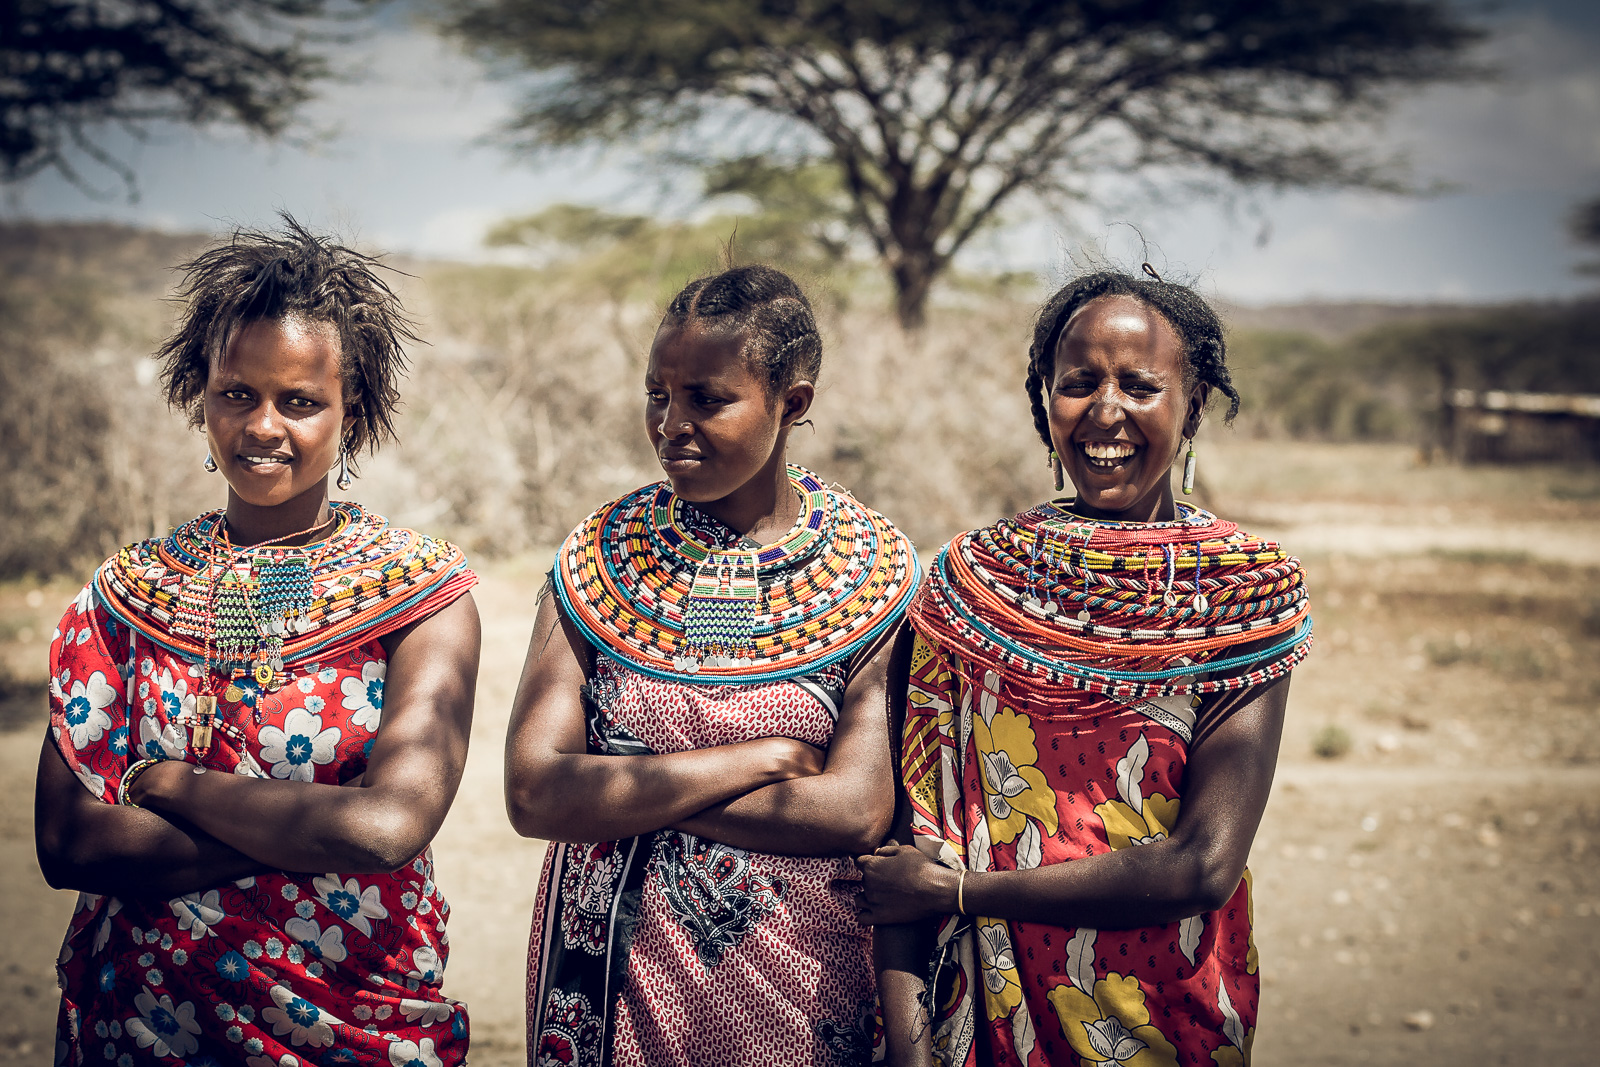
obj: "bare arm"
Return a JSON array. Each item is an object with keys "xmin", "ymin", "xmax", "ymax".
[
  {"xmin": 857, "ymin": 669, "xmax": 1291, "ymax": 929},
  {"xmin": 503, "ymin": 588, "xmax": 827, "ymax": 843},
  {"xmin": 124, "ymin": 592, "xmax": 482, "ymax": 874},
  {"xmin": 672, "ymin": 625, "xmax": 905, "ymax": 856},
  {"xmin": 34, "ymin": 734, "xmax": 271, "ymax": 897},
  {"xmin": 873, "ymin": 782, "xmax": 937, "ymax": 1067}
]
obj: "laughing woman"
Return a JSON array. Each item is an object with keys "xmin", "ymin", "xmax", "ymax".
[
  {"xmin": 507, "ymin": 266, "xmax": 918, "ymax": 1067},
  {"xmin": 859, "ymin": 270, "xmax": 1313, "ymax": 1067},
  {"xmin": 35, "ymin": 219, "xmax": 480, "ymax": 1067}
]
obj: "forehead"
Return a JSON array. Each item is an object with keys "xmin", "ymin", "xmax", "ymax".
[
  {"xmin": 1055, "ymin": 295, "xmax": 1185, "ymax": 375},
  {"xmin": 645, "ymin": 322, "xmax": 755, "ymax": 381},
  {"xmin": 212, "ymin": 316, "xmax": 343, "ymax": 386}
]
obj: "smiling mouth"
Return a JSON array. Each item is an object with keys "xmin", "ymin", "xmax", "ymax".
[
  {"xmin": 1079, "ymin": 441, "xmax": 1137, "ymax": 470},
  {"xmin": 238, "ymin": 454, "xmax": 292, "ymax": 467}
]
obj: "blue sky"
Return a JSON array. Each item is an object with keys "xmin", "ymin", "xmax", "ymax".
[{"xmin": 5, "ymin": 1, "xmax": 1598, "ymax": 306}]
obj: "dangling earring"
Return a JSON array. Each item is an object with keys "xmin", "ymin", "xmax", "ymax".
[
  {"xmin": 1181, "ymin": 439, "xmax": 1197, "ymax": 495},
  {"xmin": 203, "ymin": 452, "xmax": 218, "ymax": 473},
  {"xmin": 336, "ymin": 449, "xmax": 353, "ymax": 491},
  {"xmin": 1050, "ymin": 450, "xmax": 1065, "ymax": 492}
]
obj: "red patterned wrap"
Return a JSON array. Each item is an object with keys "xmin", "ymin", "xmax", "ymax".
[
  {"xmin": 47, "ymin": 513, "xmax": 475, "ymax": 1067},
  {"xmin": 900, "ymin": 503, "xmax": 1308, "ymax": 1067}
]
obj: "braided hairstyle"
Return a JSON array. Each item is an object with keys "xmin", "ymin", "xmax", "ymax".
[
  {"xmin": 660, "ymin": 265, "xmax": 822, "ymax": 397},
  {"xmin": 157, "ymin": 213, "xmax": 417, "ymax": 468},
  {"xmin": 1024, "ymin": 270, "xmax": 1240, "ymax": 451}
]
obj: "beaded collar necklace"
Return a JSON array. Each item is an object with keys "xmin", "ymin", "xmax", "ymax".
[
  {"xmin": 96, "ymin": 502, "xmax": 475, "ymax": 751},
  {"xmin": 909, "ymin": 501, "xmax": 1312, "ymax": 701},
  {"xmin": 556, "ymin": 466, "xmax": 918, "ymax": 684}
]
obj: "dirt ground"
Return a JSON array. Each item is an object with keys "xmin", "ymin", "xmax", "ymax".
[{"xmin": 3, "ymin": 440, "xmax": 1598, "ymax": 1065}]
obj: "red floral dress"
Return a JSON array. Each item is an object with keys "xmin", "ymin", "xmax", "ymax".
[{"xmin": 49, "ymin": 582, "xmax": 469, "ymax": 1067}]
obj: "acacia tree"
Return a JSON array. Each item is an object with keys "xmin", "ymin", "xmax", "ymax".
[
  {"xmin": 3, "ymin": 0, "xmax": 376, "ymax": 194},
  {"xmin": 442, "ymin": 0, "xmax": 1483, "ymax": 327}
]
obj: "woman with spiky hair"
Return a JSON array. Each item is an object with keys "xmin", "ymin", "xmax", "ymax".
[
  {"xmin": 35, "ymin": 215, "xmax": 481, "ymax": 1066},
  {"xmin": 859, "ymin": 269, "xmax": 1312, "ymax": 1067}
]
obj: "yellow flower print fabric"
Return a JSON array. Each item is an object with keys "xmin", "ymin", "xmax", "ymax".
[{"xmin": 900, "ymin": 634, "xmax": 1260, "ymax": 1067}]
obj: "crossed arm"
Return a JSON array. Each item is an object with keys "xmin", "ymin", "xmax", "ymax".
[
  {"xmin": 863, "ymin": 665, "xmax": 1292, "ymax": 1067},
  {"xmin": 502, "ymin": 588, "xmax": 898, "ymax": 856},
  {"xmin": 34, "ymin": 593, "xmax": 481, "ymax": 899}
]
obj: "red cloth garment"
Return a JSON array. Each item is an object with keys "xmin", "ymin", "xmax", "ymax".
[
  {"xmin": 529, "ymin": 479, "xmax": 917, "ymax": 1067},
  {"xmin": 48, "ymin": 508, "xmax": 475, "ymax": 1067},
  {"xmin": 900, "ymin": 502, "xmax": 1309, "ymax": 1067},
  {"xmin": 527, "ymin": 658, "xmax": 879, "ymax": 1067}
]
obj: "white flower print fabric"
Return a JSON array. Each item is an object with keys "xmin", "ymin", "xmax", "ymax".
[{"xmin": 47, "ymin": 585, "xmax": 470, "ymax": 1066}]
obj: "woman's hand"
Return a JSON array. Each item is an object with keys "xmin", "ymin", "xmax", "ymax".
[
  {"xmin": 855, "ymin": 844, "xmax": 960, "ymax": 926},
  {"xmin": 34, "ymin": 738, "xmax": 269, "ymax": 898},
  {"xmin": 666, "ymin": 627, "xmax": 908, "ymax": 856},
  {"xmin": 122, "ymin": 592, "xmax": 481, "ymax": 875},
  {"xmin": 504, "ymin": 591, "xmax": 828, "ymax": 843}
]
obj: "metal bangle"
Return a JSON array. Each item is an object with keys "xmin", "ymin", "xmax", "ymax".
[
  {"xmin": 117, "ymin": 757, "xmax": 163, "ymax": 808},
  {"xmin": 957, "ymin": 870, "xmax": 967, "ymax": 916}
]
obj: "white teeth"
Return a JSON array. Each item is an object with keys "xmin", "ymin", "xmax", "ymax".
[
  {"xmin": 242, "ymin": 456, "xmax": 287, "ymax": 464},
  {"xmin": 1082, "ymin": 442, "xmax": 1136, "ymax": 460}
]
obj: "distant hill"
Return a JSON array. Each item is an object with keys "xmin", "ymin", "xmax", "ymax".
[{"xmin": 1216, "ymin": 300, "xmax": 1492, "ymax": 340}]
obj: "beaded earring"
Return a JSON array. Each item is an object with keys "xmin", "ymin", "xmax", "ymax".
[
  {"xmin": 1050, "ymin": 450, "xmax": 1064, "ymax": 492},
  {"xmin": 203, "ymin": 452, "xmax": 218, "ymax": 473},
  {"xmin": 336, "ymin": 449, "xmax": 353, "ymax": 491},
  {"xmin": 1181, "ymin": 440, "xmax": 1197, "ymax": 495}
]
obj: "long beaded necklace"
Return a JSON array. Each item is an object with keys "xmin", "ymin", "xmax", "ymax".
[{"xmin": 188, "ymin": 512, "xmax": 341, "ymax": 755}]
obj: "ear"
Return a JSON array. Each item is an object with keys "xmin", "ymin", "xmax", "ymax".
[
  {"xmin": 1182, "ymin": 382, "xmax": 1210, "ymax": 440},
  {"xmin": 779, "ymin": 381, "xmax": 815, "ymax": 428},
  {"xmin": 341, "ymin": 406, "xmax": 358, "ymax": 450}
]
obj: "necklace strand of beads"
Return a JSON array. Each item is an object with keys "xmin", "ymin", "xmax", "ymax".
[{"xmin": 186, "ymin": 512, "xmax": 340, "ymax": 755}]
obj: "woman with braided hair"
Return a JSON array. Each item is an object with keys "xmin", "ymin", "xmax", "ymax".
[
  {"xmin": 36, "ymin": 215, "xmax": 480, "ymax": 1065},
  {"xmin": 859, "ymin": 269, "xmax": 1311, "ymax": 1066},
  {"xmin": 507, "ymin": 264, "xmax": 918, "ymax": 1065}
]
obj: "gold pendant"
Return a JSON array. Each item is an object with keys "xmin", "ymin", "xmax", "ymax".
[{"xmin": 193, "ymin": 694, "xmax": 217, "ymax": 754}]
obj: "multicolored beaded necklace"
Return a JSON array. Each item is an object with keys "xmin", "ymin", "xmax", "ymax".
[
  {"xmin": 555, "ymin": 466, "xmax": 918, "ymax": 684},
  {"xmin": 910, "ymin": 500, "xmax": 1312, "ymax": 702},
  {"xmin": 95, "ymin": 502, "xmax": 475, "ymax": 753}
]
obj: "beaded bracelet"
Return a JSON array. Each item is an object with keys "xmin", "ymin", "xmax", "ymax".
[{"xmin": 117, "ymin": 757, "xmax": 164, "ymax": 808}]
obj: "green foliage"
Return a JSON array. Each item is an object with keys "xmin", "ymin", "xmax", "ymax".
[
  {"xmin": 3, "ymin": 0, "xmax": 384, "ymax": 192},
  {"xmin": 441, "ymin": 0, "xmax": 1485, "ymax": 325},
  {"xmin": 483, "ymin": 166, "xmax": 864, "ymax": 304},
  {"xmin": 1227, "ymin": 329, "xmax": 1413, "ymax": 440},
  {"xmin": 1355, "ymin": 302, "xmax": 1600, "ymax": 393},
  {"xmin": 1223, "ymin": 301, "xmax": 1600, "ymax": 443}
]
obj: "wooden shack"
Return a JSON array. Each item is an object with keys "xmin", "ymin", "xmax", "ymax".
[{"xmin": 1445, "ymin": 389, "xmax": 1600, "ymax": 464}]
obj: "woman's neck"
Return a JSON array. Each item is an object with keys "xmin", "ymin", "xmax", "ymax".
[
  {"xmin": 694, "ymin": 451, "xmax": 800, "ymax": 546},
  {"xmin": 1065, "ymin": 484, "xmax": 1178, "ymax": 524},
  {"xmin": 223, "ymin": 483, "xmax": 335, "ymax": 547}
]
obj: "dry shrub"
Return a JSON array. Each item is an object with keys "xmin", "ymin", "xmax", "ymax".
[{"xmin": 0, "ymin": 222, "xmax": 1289, "ymax": 578}]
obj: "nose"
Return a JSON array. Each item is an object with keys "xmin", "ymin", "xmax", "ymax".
[
  {"xmin": 656, "ymin": 396, "xmax": 693, "ymax": 441},
  {"xmin": 244, "ymin": 399, "xmax": 287, "ymax": 443},
  {"xmin": 1085, "ymin": 381, "xmax": 1125, "ymax": 427}
]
